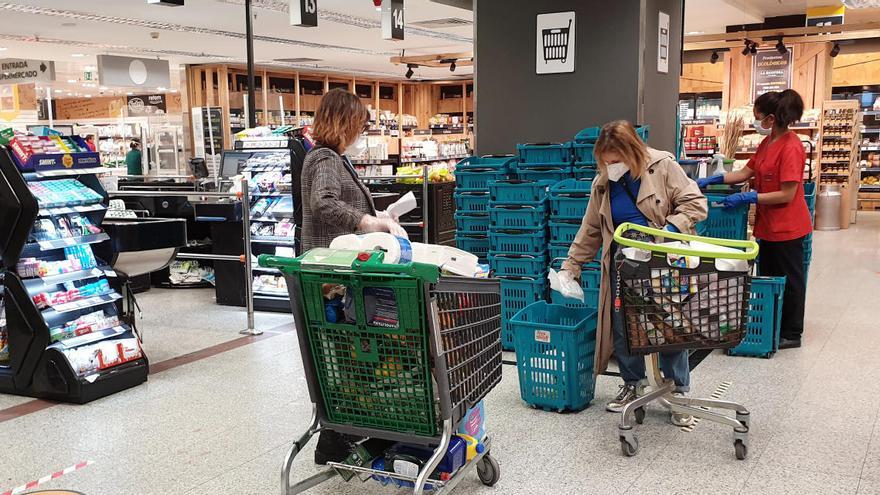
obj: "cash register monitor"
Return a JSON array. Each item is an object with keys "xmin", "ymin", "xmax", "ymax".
[{"xmin": 220, "ymin": 151, "xmax": 251, "ymax": 178}]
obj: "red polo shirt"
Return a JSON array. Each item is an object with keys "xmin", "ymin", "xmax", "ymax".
[{"xmin": 747, "ymin": 131, "xmax": 813, "ymax": 242}]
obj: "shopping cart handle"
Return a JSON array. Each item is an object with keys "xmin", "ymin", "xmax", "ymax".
[
  {"xmin": 351, "ymin": 253, "xmax": 440, "ymax": 283},
  {"xmin": 612, "ymin": 223, "xmax": 759, "ymax": 260}
]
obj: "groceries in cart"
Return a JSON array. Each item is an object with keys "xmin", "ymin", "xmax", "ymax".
[{"xmin": 614, "ymin": 223, "xmax": 758, "ymax": 353}]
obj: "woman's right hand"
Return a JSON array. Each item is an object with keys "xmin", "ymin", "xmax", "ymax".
[
  {"xmin": 359, "ymin": 215, "xmax": 409, "ymax": 239},
  {"xmin": 697, "ymin": 175, "xmax": 724, "ymax": 189}
]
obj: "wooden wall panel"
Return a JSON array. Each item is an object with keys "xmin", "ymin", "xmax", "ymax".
[
  {"xmin": 792, "ymin": 43, "xmax": 833, "ymax": 111},
  {"xmin": 55, "ymin": 97, "xmax": 125, "ymax": 120},
  {"xmin": 832, "ymin": 53, "xmax": 880, "ymax": 88},
  {"xmin": 680, "ymin": 62, "xmax": 724, "ymax": 93},
  {"xmin": 722, "ymin": 50, "xmax": 753, "ymax": 111}
]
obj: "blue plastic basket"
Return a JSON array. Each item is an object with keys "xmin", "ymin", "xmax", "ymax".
[
  {"xmin": 455, "ymin": 234, "xmax": 491, "ymax": 261},
  {"xmin": 489, "ymin": 179, "xmax": 551, "ymax": 203},
  {"xmin": 489, "ymin": 228, "xmax": 547, "ymax": 255},
  {"xmin": 550, "ymin": 196, "xmax": 590, "ymax": 221},
  {"xmin": 489, "ymin": 252, "xmax": 548, "ymax": 278},
  {"xmin": 517, "ymin": 143, "xmax": 571, "ymax": 165},
  {"xmin": 572, "ymin": 166, "xmax": 598, "ymax": 181},
  {"xmin": 455, "ymin": 169, "xmax": 508, "ymax": 191},
  {"xmin": 456, "ymin": 155, "xmax": 516, "ymax": 172},
  {"xmin": 804, "ymin": 234, "xmax": 813, "ymax": 283},
  {"xmin": 454, "ymin": 192, "xmax": 491, "ymax": 213},
  {"xmin": 455, "ymin": 213, "xmax": 491, "ymax": 234},
  {"xmin": 548, "ymin": 246, "xmax": 601, "ymax": 265},
  {"xmin": 511, "ymin": 302, "xmax": 597, "ymax": 411},
  {"xmin": 549, "ymin": 263, "xmax": 602, "ymax": 310},
  {"xmin": 500, "ymin": 277, "xmax": 547, "ymax": 351},
  {"xmin": 549, "ymin": 178, "xmax": 592, "ymax": 198},
  {"xmin": 574, "ymin": 127, "xmax": 601, "ymax": 144},
  {"xmin": 488, "ymin": 202, "xmax": 548, "ymax": 229},
  {"xmin": 515, "ymin": 166, "xmax": 572, "ymax": 184},
  {"xmin": 696, "ymin": 193, "xmax": 749, "ymax": 240},
  {"xmin": 728, "ymin": 277, "xmax": 786, "ymax": 358},
  {"xmin": 548, "ymin": 220, "xmax": 582, "ymax": 245},
  {"xmin": 803, "ymin": 181, "xmax": 816, "ymax": 217},
  {"xmin": 569, "ymin": 142, "xmax": 596, "ymax": 166}
]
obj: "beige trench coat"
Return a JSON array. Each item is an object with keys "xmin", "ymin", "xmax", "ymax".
[{"xmin": 561, "ymin": 148, "xmax": 708, "ymax": 374}]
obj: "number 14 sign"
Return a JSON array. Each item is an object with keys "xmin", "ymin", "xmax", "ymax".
[
  {"xmin": 382, "ymin": 0, "xmax": 405, "ymax": 40},
  {"xmin": 291, "ymin": 0, "xmax": 318, "ymax": 27}
]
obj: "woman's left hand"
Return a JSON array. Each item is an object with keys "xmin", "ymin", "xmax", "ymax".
[
  {"xmin": 377, "ymin": 210, "xmax": 399, "ymax": 222},
  {"xmin": 722, "ymin": 191, "xmax": 758, "ymax": 209}
]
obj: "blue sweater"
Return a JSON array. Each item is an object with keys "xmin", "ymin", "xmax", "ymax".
[{"xmin": 609, "ymin": 172, "xmax": 648, "ymax": 228}]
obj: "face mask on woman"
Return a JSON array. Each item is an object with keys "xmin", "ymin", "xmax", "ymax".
[
  {"xmin": 344, "ymin": 135, "xmax": 368, "ymax": 157},
  {"xmin": 754, "ymin": 117, "xmax": 773, "ymax": 136},
  {"xmin": 606, "ymin": 162, "xmax": 630, "ymax": 182}
]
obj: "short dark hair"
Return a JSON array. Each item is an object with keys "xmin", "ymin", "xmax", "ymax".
[{"xmin": 754, "ymin": 89, "xmax": 804, "ymax": 128}]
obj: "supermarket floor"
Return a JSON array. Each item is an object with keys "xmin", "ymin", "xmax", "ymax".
[{"xmin": 3, "ymin": 214, "xmax": 880, "ymax": 495}]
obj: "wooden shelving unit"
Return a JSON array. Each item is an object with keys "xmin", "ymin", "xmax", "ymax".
[{"xmin": 817, "ymin": 99, "xmax": 861, "ymax": 228}]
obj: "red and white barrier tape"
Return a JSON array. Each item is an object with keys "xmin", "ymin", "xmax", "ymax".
[{"xmin": 1, "ymin": 460, "xmax": 93, "ymax": 495}]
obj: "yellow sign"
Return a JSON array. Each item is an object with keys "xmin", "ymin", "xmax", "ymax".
[
  {"xmin": 62, "ymin": 154, "xmax": 74, "ymax": 168},
  {"xmin": 0, "ymin": 84, "xmax": 21, "ymax": 121},
  {"xmin": 807, "ymin": 5, "xmax": 845, "ymax": 18}
]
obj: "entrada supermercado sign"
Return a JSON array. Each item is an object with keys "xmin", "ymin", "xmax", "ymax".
[
  {"xmin": 752, "ymin": 48, "xmax": 792, "ymax": 100},
  {"xmin": 0, "ymin": 59, "xmax": 55, "ymax": 84}
]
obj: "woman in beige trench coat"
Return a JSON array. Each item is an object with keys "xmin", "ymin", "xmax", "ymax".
[{"xmin": 560, "ymin": 121, "xmax": 707, "ymax": 425}]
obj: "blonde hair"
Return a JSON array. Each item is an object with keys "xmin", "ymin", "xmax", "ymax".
[
  {"xmin": 312, "ymin": 88, "xmax": 369, "ymax": 153},
  {"xmin": 594, "ymin": 120, "xmax": 648, "ymax": 179}
]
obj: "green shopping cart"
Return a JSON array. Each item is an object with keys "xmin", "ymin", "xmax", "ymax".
[{"xmin": 260, "ymin": 248, "xmax": 503, "ymax": 495}]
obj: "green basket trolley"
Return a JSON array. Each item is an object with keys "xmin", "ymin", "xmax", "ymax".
[
  {"xmin": 612, "ymin": 224, "xmax": 759, "ymax": 461},
  {"xmin": 260, "ymin": 248, "xmax": 503, "ymax": 495}
]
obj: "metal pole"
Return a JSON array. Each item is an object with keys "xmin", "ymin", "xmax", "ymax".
[
  {"xmin": 47, "ymin": 89, "xmax": 54, "ymax": 129},
  {"xmin": 422, "ymin": 166, "xmax": 429, "ymax": 242},
  {"xmin": 245, "ymin": 0, "xmax": 257, "ymax": 129},
  {"xmin": 240, "ymin": 177, "xmax": 260, "ymax": 335}
]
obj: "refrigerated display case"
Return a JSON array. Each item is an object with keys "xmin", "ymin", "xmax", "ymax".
[
  {"xmin": 0, "ymin": 138, "xmax": 148, "ymax": 403},
  {"xmin": 152, "ymin": 125, "xmax": 182, "ymax": 176}
]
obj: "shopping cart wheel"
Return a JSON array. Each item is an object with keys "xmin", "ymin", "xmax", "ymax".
[
  {"xmin": 477, "ymin": 454, "xmax": 500, "ymax": 486},
  {"xmin": 620, "ymin": 437, "xmax": 639, "ymax": 457},
  {"xmin": 734, "ymin": 439, "xmax": 748, "ymax": 460},
  {"xmin": 634, "ymin": 407, "xmax": 646, "ymax": 425}
]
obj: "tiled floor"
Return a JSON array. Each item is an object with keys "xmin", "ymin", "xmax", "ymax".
[{"xmin": 3, "ymin": 214, "xmax": 880, "ymax": 495}]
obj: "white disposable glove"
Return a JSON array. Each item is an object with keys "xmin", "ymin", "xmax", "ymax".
[{"xmin": 548, "ymin": 268, "xmax": 584, "ymax": 303}]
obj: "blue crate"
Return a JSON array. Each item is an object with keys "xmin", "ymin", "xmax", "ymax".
[
  {"xmin": 489, "ymin": 228, "xmax": 547, "ymax": 255},
  {"xmin": 803, "ymin": 181, "xmax": 816, "ymax": 217},
  {"xmin": 695, "ymin": 193, "xmax": 749, "ymax": 240},
  {"xmin": 454, "ymin": 191, "xmax": 491, "ymax": 214},
  {"xmin": 728, "ymin": 277, "xmax": 786, "ymax": 358},
  {"xmin": 574, "ymin": 127, "xmax": 601, "ymax": 144},
  {"xmin": 511, "ymin": 302, "xmax": 597, "ymax": 411},
  {"xmin": 489, "ymin": 252, "xmax": 548, "ymax": 278},
  {"xmin": 500, "ymin": 277, "xmax": 547, "ymax": 351},
  {"xmin": 455, "ymin": 168, "xmax": 508, "ymax": 191},
  {"xmin": 550, "ymin": 263, "xmax": 601, "ymax": 310},
  {"xmin": 548, "ymin": 220, "xmax": 581, "ymax": 245},
  {"xmin": 488, "ymin": 202, "xmax": 548, "ymax": 229},
  {"xmin": 455, "ymin": 213, "xmax": 491, "ymax": 234},
  {"xmin": 517, "ymin": 143, "xmax": 571, "ymax": 165},
  {"xmin": 569, "ymin": 141, "xmax": 596, "ymax": 166},
  {"xmin": 572, "ymin": 166, "xmax": 598, "ymax": 181},
  {"xmin": 549, "ymin": 182, "xmax": 591, "ymax": 220},
  {"xmin": 549, "ymin": 178, "xmax": 592, "ymax": 198},
  {"xmin": 489, "ymin": 179, "xmax": 552, "ymax": 203},
  {"xmin": 515, "ymin": 166, "xmax": 572, "ymax": 184},
  {"xmin": 548, "ymin": 245, "xmax": 601, "ymax": 264},
  {"xmin": 455, "ymin": 234, "xmax": 491, "ymax": 261},
  {"xmin": 456, "ymin": 155, "xmax": 516, "ymax": 172}
]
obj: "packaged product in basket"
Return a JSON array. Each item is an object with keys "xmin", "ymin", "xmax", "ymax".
[
  {"xmin": 458, "ymin": 400, "xmax": 487, "ymax": 441},
  {"xmin": 363, "ymin": 287, "xmax": 399, "ymax": 328}
]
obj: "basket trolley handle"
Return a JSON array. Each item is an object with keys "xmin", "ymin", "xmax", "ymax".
[{"xmin": 613, "ymin": 222, "xmax": 759, "ymax": 260}]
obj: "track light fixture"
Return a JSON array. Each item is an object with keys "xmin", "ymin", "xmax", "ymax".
[
  {"xmin": 742, "ymin": 39, "xmax": 751, "ymax": 56},
  {"xmin": 710, "ymin": 50, "xmax": 719, "ymax": 64},
  {"xmin": 831, "ymin": 43, "xmax": 841, "ymax": 58},
  {"xmin": 405, "ymin": 63, "xmax": 417, "ymax": 79},
  {"xmin": 450, "ymin": 61, "xmax": 457, "ymax": 72},
  {"xmin": 776, "ymin": 38, "xmax": 787, "ymax": 55},
  {"xmin": 750, "ymin": 43, "xmax": 757, "ymax": 55}
]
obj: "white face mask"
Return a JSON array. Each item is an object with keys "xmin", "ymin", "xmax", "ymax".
[
  {"xmin": 606, "ymin": 162, "xmax": 630, "ymax": 182},
  {"xmin": 344, "ymin": 135, "xmax": 368, "ymax": 157},
  {"xmin": 754, "ymin": 118, "xmax": 773, "ymax": 136}
]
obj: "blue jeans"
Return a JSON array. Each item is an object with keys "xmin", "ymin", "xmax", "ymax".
[{"xmin": 610, "ymin": 249, "xmax": 691, "ymax": 393}]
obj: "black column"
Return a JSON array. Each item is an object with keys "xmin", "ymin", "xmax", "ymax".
[{"xmin": 245, "ymin": 0, "xmax": 257, "ymax": 128}]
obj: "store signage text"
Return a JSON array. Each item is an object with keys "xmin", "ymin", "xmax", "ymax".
[
  {"xmin": 291, "ymin": 0, "xmax": 318, "ymax": 27},
  {"xmin": 0, "ymin": 59, "xmax": 55, "ymax": 84},
  {"xmin": 752, "ymin": 48, "xmax": 792, "ymax": 100},
  {"xmin": 382, "ymin": 0, "xmax": 405, "ymax": 41},
  {"xmin": 127, "ymin": 94, "xmax": 167, "ymax": 116}
]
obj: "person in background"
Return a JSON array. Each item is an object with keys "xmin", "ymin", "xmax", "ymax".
[
  {"xmin": 698, "ymin": 89, "xmax": 812, "ymax": 349},
  {"xmin": 125, "ymin": 138, "xmax": 142, "ymax": 176},
  {"xmin": 300, "ymin": 88, "xmax": 406, "ymax": 464},
  {"xmin": 560, "ymin": 120, "xmax": 707, "ymax": 425},
  {"xmin": 83, "ymin": 134, "xmax": 97, "ymax": 152}
]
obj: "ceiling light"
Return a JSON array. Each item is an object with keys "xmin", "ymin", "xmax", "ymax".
[
  {"xmin": 710, "ymin": 50, "xmax": 719, "ymax": 64},
  {"xmin": 67, "ymin": 79, "xmax": 77, "ymax": 83},
  {"xmin": 405, "ymin": 64, "xmax": 417, "ymax": 79},
  {"xmin": 776, "ymin": 38, "xmax": 787, "ymax": 55},
  {"xmin": 157, "ymin": 86, "xmax": 167, "ymax": 91},
  {"xmin": 71, "ymin": 53, "xmax": 85, "ymax": 58},
  {"xmin": 85, "ymin": 94, "xmax": 92, "ymax": 98},
  {"xmin": 100, "ymin": 86, "xmax": 108, "ymax": 90},
  {"xmin": 54, "ymin": 89, "xmax": 63, "ymax": 93},
  {"xmin": 66, "ymin": 93, "xmax": 73, "ymax": 96},
  {"xmin": 450, "ymin": 61, "xmax": 457, "ymax": 72},
  {"xmin": 742, "ymin": 39, "xmax": 751, "ymax": 56},
  {"xmin": 0, "ymin": 47, "xmax": 7, "ymax": 51},
  {"xmin": 686, "ymin": 31, "xmax": 704, "ymax": 35},
  {"xmin": 84, "ymin": 65, "xmax": 95, "ymax": 71},
  {"xmin": 831, "ymin": 43, "xmax": 841, "ymax": 57},
  {"xmin": 126, "ymin": 92, "xmax": 134, "ymax": 95},
  {"xmin": 171, "ymin": 89, "xmax": 178, "ymax": 93}
]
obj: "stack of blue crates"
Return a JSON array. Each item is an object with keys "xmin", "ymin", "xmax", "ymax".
[
  {"xmin": 487, "ymin": 179, "xmax": 550, "ymax": 351},
  {"xmin": 454, "ymin": 156, "xmax": 515, "ymax": 263},
  {"xmin": 515, "ymin": 143, "xmax": 572, "ymax": 183},
  {"xmin": 570, "ymin": 127, "xmax": 600, "ymax": 180},
  {"xmin": 548, "ymin": 179, "xmax": 593, "ymax": 262},
  {"xmin": 803, "ymin": 182, "xmax": 816, "ymax": 282}
]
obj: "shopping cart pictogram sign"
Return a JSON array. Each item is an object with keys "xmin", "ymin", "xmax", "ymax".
[
  {"xmin": 536, "ymin": 11, "xmax": 576, "ymax": 74},
  {"xmin": 542, "ymin": 19, "xmax": 572, "ymax": 64}
]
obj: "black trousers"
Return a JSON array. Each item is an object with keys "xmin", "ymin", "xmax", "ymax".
[{"xmin": 758, "ymin": 237, "xmax": 806, "ymax": 340}]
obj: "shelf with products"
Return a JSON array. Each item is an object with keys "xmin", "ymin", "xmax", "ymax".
[{"xmin": 0, "ymin": 142, "xmax": 148, "ymax": 403}]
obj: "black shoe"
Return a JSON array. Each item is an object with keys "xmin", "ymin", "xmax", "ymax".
[
  {"xmin": 314, "ymin": 429, "xmax": 358, "ymax": 465},
  {"xmin": 779, "ymin": 337, "xmax": 802, "ymax": 349}
]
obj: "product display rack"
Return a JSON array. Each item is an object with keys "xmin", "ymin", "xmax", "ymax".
[
  {"xmin": 859, "ymin": 111, "xmax": 880, "ymax": 210},
  {"xmin": 0, "ymin": 140, "xmax": 148, "ymax": 403},
  {"xmin": 818, "ymin": 100, "xmax": 861, "ymax": 227}
]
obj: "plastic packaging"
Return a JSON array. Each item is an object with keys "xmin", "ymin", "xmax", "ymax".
[{"xmin": 548, "ymin": 268, "xmax": 584, "ymax": 303}]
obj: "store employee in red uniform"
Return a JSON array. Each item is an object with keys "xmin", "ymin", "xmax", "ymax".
[{"xmin": 699, "ymin": 89, "xmax": 813, "ymax": 349}]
